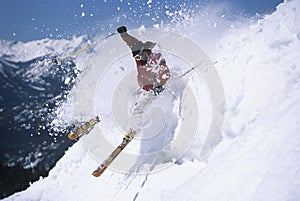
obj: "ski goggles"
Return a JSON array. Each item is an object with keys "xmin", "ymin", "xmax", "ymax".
[
  {"xmin": 133, "ymin": 46, "xmax": 151, "ymax": 61},
  {"xmin": 134, "ymin": 46, "xmax": 144, "ymax": 61},
  {"xmin": 134, "ymin": 54, "xmax": 142, "ymax": 61}
]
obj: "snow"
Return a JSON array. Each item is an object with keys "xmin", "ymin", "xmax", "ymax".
[
  {"xmin": 64, "ymin": 77, "xmax": 71, "ymax": 85},
  {"xmin": 3, "ymin": 0, "xmax": 300, "ymax": 201},
  {"xmin": 0, "ymin": 35, "xmax": 90, "ymax": 65}
]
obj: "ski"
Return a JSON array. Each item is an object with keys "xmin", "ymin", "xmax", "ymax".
[
  {"xmin": 92, "ymin": 128, "xmax": 136, "ymax": 177},
  {"xmin": 68, "ymin": 116, "xmax": 100, "ymax": 140}
]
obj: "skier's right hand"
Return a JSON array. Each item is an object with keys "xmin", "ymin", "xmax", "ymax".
[
  {"xmin": 117, "ymin": 26, "xmax": 127, "ymax": 34},
  {"xmin": 153, "ymin": 85, "xmax": 164, "ymax": 96}
]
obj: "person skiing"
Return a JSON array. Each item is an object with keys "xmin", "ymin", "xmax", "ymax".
[
  {"xmin": 116, "ymin": 26, "xmax": 171, "ymax": 136},
  {"xmin": 93, "ymin": 27, "xmax": 175, "ymax": 177}
]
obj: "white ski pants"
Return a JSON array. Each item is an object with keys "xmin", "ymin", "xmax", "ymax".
[{"xmin": 129, "ymin": 91, "xmax": 157, "ymax": 134}]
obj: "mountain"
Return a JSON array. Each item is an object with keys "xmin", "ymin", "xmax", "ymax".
[{"xmin": 0, "ymin": 36, "xmax": 92, "ymax": 198}]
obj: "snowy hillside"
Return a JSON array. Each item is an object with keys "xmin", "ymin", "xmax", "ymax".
[{"xmin": 4, "ymin": 0, "xmax": 300, "ymax": 201}]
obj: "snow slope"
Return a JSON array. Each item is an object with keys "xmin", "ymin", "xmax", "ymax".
[{"xmin": 4, "ymin": 0, "xmax": 300, "ymax": 200}]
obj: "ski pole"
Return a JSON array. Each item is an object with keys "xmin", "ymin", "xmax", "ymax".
[
  {"xmin": 53, "ymin": 31, "xmax": 118, "ymax": 64},
  {"xmin": 175, "ymin": 62, "xmax": 204, "ymax": 80},
  {"xmin": 178, "ymin": 66, "xmax": 196, "ymax": 78},
  {"xmin": 155, "ymin": 62, "xmax": 205, "ymax": 95}
]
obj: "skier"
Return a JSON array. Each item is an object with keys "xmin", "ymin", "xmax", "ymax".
[
  {"xmin": 93, "ymin": 27, "xmax": 175, "ymax": 177},
  {"xmin": 117, "ymin": 26, "xmax": 171, "ymax": 136}
]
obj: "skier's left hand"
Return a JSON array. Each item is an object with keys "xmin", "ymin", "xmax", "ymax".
[{"xmin": 117, "ymin": 26, "xmax": 127, "ymax": 34}]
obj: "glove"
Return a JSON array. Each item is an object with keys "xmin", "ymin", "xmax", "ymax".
[
  {"xmin": 117, "ymin": 26, "xmax": 127, "ymax": 34},
  {"xmin": 153, "ymin": 85, "xmax": 164, "ymax": 96}
]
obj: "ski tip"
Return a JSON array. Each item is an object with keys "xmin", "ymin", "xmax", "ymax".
[
  {"xmin": 67, "ymin": 116, "xmax": 101, "ymax": 141},
  {"xmin": 92, "ymin": 171, "xmax": 101, "ymax": 177},
  {"xmin": 68, "ymin": 133, "xmax": 78, "ymax": 140},
  {"xmin": 92, "ymin": 166, "xmax": 107, "ymax": 177}
]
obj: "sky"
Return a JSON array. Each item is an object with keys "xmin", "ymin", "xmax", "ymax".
[{"xmin": 0, "ymin": 0, "xmax": 284, "ymax": 42}]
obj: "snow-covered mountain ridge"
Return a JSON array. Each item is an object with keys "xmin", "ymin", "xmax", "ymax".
[{"xmin": 0, "ymin": 35, "xmax": 91, "ymax": 63}]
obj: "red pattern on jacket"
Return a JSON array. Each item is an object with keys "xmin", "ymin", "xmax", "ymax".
[
  {"xmin": 120, "ymin": 32, "xmax": 170, "ymax": 91},
  {"xmin": 135, "ymin": 53, "xmax": 170, "ymax": 91}
]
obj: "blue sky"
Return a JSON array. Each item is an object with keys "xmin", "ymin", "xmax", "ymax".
[{"xmin": 0, "ymin": 0, "xmax": 283, "ymax": 42}]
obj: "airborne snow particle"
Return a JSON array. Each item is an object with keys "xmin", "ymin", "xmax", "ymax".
[{"xmin": 64, "ymin": 77, "xmax": 71, "ymax": 84}]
